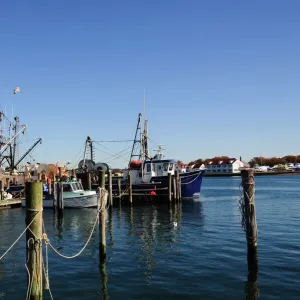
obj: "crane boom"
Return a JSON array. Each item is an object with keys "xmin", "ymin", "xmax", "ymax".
[{"xmin": 14, "ymin": 138, "xmax": 42, "ymax": 168}]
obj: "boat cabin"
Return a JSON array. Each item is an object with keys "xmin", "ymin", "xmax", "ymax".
[
  {"xmin": 62, "ymin": 181, "xmax": 84, "ymax": 192},
  {"xmin": 142, "ymin": 159, "xmax": 177, "ymax": 182}
]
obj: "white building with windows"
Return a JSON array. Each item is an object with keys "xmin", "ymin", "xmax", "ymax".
[{"xmin": 206, "ymin": 158, "xmax": 245, "ymax": 174}]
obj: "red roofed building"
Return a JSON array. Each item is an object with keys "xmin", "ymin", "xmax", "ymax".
[{"xmin": 206, "ymin": 158, "xmax": 245, "ymax": 174}]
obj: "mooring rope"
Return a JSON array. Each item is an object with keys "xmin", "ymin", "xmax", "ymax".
[
  {"xmin": 0, "ymin": 209, "xmax": 43, "ymax": 261},
  {"xmin": 42, "ymin": 250, "xmax": 54, "ymax": 300},
  {"xmin": 181, "ymin": 172, "xmax": 202, "ymax": 185},
  {"xmin": 238, "ymin": 176, "xmax": 258, "ymax": 244},
  {"xmin": 41, "ymin": 193, "xmax": 104, "ymax": 259},
  {"xmin": 25, "ymin": 238, "xmax": 34, "ymax": 300}
]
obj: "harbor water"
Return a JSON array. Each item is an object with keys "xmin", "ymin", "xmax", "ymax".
[{"xmin": 0, "ymin": 176, "xmax": 299, "ymax": 299}]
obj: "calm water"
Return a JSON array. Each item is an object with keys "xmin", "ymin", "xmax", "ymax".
[{"xmin": 0, "ymin": 176, "xmax": 299, "ymax": 299}]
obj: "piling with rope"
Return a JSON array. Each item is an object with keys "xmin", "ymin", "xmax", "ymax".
[
  {"xmin": 240, "ymin": 169, "xmax": 258, "ymax": 282},
  {"xmin": 25, "ymin": 182, "xmax": 43, "ymax": 300}
]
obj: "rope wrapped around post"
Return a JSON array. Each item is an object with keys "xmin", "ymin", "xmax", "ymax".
[{"xmin": 239, "ymin": 169, "xmax": 259, "ymax": 283}]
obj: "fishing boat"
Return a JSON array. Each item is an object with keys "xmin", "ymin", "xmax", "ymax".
[
  {"xmin": 21, "ymin": 179, "xmax": 105, "ymax": 208},
  {"xmin": 122, "ymin": 113, "xmax": 206, "ymax": 198}
]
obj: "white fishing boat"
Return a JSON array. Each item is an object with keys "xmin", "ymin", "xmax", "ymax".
[{"xmin": 21, "ymin": 180, "xmax": 107, "ymax": 208}]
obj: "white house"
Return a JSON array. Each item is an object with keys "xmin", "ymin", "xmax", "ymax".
[{"xmin": 206, "ymin": 158, "xmax": 245, "ymax": 174}]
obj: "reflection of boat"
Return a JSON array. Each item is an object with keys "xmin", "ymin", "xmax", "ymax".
[{"xmin": 21, "ymin": 180, "xmax": 105, "ymax": 208}]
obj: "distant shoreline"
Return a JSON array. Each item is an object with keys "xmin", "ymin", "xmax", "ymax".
[{"xmin": 204, "ymin": 171, "xmax": 300, "ymax": 177}]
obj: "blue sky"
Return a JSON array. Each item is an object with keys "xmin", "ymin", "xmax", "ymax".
[{"xmin": 1, "ymin": 0, "xmax": 300, "ymax": 168}]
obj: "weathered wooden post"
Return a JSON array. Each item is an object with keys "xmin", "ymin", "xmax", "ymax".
[
  {"xmin": 241, "ymin": 169, "xmax": 258, "ymax": 282},
  {"xmin": 56, "ymin": 183, "xmax": 64, "ymax": 217},
  {"xmin": 52, "ymin": 178, "xmax": 56, "ymax": 211},
  {"xmin": 25, "ymin": 182, "xmax": 43, "ymax": 300},
  {"xmin": 168, "ymin": 172, "xmax": 172, "ymax": 201},
  {"xmin": 175, "ymin": 171, "xmax": 180, "ymax": 201},
  {"xmin": 117, "ymin": 178, "xmax": 121, "ymax": 198},
  {"xmin": 99, "ymin": 170, "xmax": 106, "ymax": 264},
  {"xmin": 173, "ymin": 173, "xmax": 177, "ymax": 201},
  {"xmin": 6, "ymin": 178, "xmax": 10, "ymax": 189},
  {"xmin": 128, "ymin": 174, "xmax": 132, "ymax": 203},
  {"xmin": 58, "ymin": 167, "xmax": 62, "ymax": 180},
  {"xmin": 178, "ymin": 176, "xmax": 182, "ymax": 200},
  {"xmin": 108, "ymin": 170, "xmax": 113, "ymax": 206},
  {"xmin": 87, "ymin": 172, "xmax": 92, "ymax": 191},
  {"xmin": 0, "ymin": 180, "xmax": 3, "ymax": 200}
]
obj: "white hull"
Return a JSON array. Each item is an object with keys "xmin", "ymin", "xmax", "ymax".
[{"xmin": 21, "ymin": 193, "xmax": 104, "ymax": 208}]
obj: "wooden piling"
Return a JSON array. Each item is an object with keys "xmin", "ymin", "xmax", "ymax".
[
  {"xmin": 168, "ymin": 173, "xmax": 172, "ymax": 201},
  {"xmin": 241, "ymin": 169, "xmax": 258, "ymax": 282},
  {"xmin": 52, "ymin": 180, "xmax": 56, "ymax": 211},
  {"xmin": 57, "ymin": 183, "xmax": 64, "ymax": 216},
  {"xmin": 172, "ymin": 175, "xmax": 177, "ymax": 201},
  {"xmin": 99, "ymin": 170, "xmax": 106, "ymax": 264},
  {"xmin": 117, "ymin": 178, "xmax": 121, "ymax": 198},
  {"xmin": 178, "ymin": 176, "xmax": 182, "ymax": 200},
  {"xmin": 25, "ymin": 182, "xmax": 43, "ymax": 300},
  {"xmin": 58, "ymin": 167, "xmax": 62, "ymax": 180},
  {"xmin": 108, "ymin": 170, "xmax": 113, "ymax": 206},
  {"xmin": 86, "ymin": 172, "xmax": 91, "ymax": 191},
  {"xmin": 175, "ymin": 171, "xmax": 180, "ymax": 201},
  {"xmin": 0, "ymin": 180, "xmax": 3, "ymax": 200},
  {"xmin": 128, "ymin": 174, "xmax": 132, "ymax": 203}
]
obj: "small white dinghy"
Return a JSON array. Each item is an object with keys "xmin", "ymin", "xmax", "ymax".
[{"xmin": 21, "ymin": 180, "xmax": 107, "ymax": 208}]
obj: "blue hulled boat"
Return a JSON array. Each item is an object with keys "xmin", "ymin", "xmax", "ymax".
[
  {"xmin": 122, "ymin": 113, "xmax": 206, "ymax": 199},
  {"xmin": 123, "ymin": 144, "xmax": 206, "ymax": 198}
]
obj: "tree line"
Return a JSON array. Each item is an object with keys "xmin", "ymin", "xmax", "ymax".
[
  {"xmin": 185, "ymin": 155, "xmax": 300, "ymax": 168},
  {"xmin": 248, "ymin": 156, "xmax": 300, "ymax": 167}
]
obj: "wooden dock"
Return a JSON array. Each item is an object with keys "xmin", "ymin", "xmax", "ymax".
[{"xmin": 0, "ymin": 199, "xmax": 22, "ymax": 209}]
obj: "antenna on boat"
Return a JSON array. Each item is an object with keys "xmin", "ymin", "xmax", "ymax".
[{"xmin": 143, "ymin": 88, "xmax": 146, "ymax": 123}]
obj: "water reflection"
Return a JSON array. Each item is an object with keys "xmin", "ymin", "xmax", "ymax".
[
  {"xmin": 100, "ymin": 262, "xmax": 109, "ymax": 300},
  {"xmin": 108, "ymin": 208, "xmax": 115, "ymax": 247},
  {"xmin": 124, "ymin": 202, "xmax": 185, "ymax": 285},
  {"xmin": 244, "ymin": 281, "xmax": 260, "ymax": 300}
]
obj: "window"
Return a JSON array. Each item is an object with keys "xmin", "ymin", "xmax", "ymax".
[
  {"xmin": 146, "ymin": 164, "xmax": 151, "ymax": 173},
  {"xmin": 76, "ymin": 183, "xmax": 83, "ymax": 190},
  {"xmin": 163, "ymin": 163, "xmax": 168, "ymax": 172},
  {"xmin": 169, "ymin": 163, "xmax": 173, "ymax": 171},
  {"xmin": 63, "ymin": 184, "xmax": 72, "ymax": 192}
]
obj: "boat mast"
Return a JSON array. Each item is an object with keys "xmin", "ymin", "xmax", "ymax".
[
  {"xmin": 11, "ymin": 116, "xmax": 19, "ymax": 170},
  {"xmin": 129, "ymin": 113, "xmax": 142, "ymax": 165}
]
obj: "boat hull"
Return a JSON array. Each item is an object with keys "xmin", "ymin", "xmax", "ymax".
[
  {"xmin": 21, "ymin": 193, "xmax": 100, "ymax": 208},
  {"xmin": 150, "ymin": 169, "xmax": 206, "ymax": 198}
]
